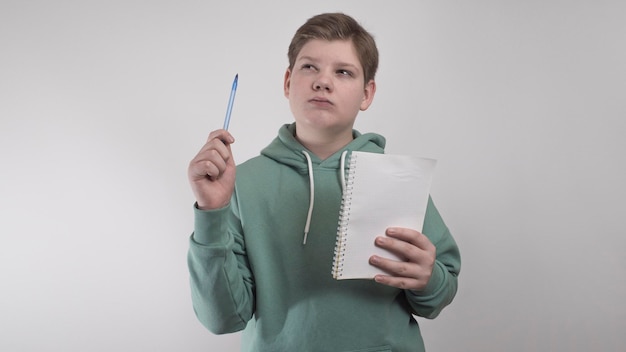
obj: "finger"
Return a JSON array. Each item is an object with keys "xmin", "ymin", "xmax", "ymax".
[
  {"xmin": 375, "ymin": 235, "xmax": 419, "ymax": 263},
  {"xmin": 196, "ymin": 137, "xmax": 234, "ymax": 166},
  {"xmin": 207, "ymin": 129, "xmax": 235, "ymax": 145},
  {"xmin": 369, "ymin": 255, "xmax": 423, "ymax": 290},
  {"xmin": 189, "ymin": 160, "xmax": 219, "ymax": 180},
  {"xmin": 369, "ymin": 254, "xmax": 417, "ymax": 277},
  {"xmin": 386, "ymin": 227, "xmax": 435, "ymax": 252},
  {"xmin": 189, "ymin": 149, "xmax": 228, "ymax": 179},
  {"xmin": 373, "ymin": 274, "xmax": 422, "ymax": 291},
  {"xmin": 375, "ymin": 235, "xmax": 435, "ymax": 265},
  {"xmin": 201, "ymin": 156, "xmax": 227, "ymax": 179},
  {"xmin": 370, "ymin": 255, "xmax": 431, "ymax": 291}
]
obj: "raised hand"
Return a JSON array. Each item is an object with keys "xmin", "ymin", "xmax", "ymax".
[{"xmin": 188, "ymin": 129, "xmax": 236, "ymax": 210}]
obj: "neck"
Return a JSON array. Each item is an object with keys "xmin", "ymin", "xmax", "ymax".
[{"xmin": 295, "ymin": 127, "xmax": 354, "ymax": 160}]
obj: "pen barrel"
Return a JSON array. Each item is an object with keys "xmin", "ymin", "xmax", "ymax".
[{"xmin": 223, "ymin": 74, "xmax": 238, "ymax": 130}]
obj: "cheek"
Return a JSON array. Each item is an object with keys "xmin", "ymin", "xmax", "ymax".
[
  {"xmin": 348, "ymin": 90, "xmax": 367, "ymax": 108},
  {"xmin": 287, "ymin": 77, "xmax": 305, "ymax": 95}
]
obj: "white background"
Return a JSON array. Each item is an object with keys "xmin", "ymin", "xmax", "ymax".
[{"xmin": 1, "ymin": 1, "xmax": 624, "ymax": 351}]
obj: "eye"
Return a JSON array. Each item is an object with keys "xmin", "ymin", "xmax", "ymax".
[
  {"xmin": 337, "ymin": 69, "xmax": 353, "ymax": 77},
  {"xmin": 301, "ymin": 63, "xmax": 317, "ymax": 71}
]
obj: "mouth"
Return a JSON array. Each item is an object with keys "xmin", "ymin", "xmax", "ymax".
[{"xmin": 309, "ymin": 97, "xmax": 333, "ymax": 107}]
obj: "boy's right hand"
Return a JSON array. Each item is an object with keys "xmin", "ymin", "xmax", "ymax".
[{"xmin": 188, "ymin": 129, "xmax": 236, "ymax": 210}]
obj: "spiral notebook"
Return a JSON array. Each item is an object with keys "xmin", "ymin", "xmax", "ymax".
[{"xmin": 332, "ymin": 151, "xmax": 437, "ymax": 280}]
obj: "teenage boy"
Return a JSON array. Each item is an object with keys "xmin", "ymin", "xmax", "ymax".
[{"xmin": 188, "ymin": 12, "xmax": 461, "ymax": 352}]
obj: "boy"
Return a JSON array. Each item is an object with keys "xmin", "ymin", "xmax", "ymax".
[{"xmin": 187, "ymin": 12, "xmax": 461, "ymax": 352}]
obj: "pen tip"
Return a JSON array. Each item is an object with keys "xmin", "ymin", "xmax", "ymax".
[{"xmin": 231, "ymin": 74, "xmax": 238, "ymax": 89}]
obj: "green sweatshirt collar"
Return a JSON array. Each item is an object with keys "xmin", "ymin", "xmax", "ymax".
[{"xmin": 260, "ymin": 123, "xmax": 386, "ymax": 173}]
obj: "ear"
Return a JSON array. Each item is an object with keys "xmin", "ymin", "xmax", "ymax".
[
  {"xmin": 283, "ymin": 68, "xmax": 292, "ymax": 98},
  {"xmin": 360, "ymin": 79, "xmax": 376, "ymax": 111}
]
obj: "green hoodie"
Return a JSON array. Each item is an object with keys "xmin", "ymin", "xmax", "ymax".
[{"xmin": 188, "ymin": 123, "xmax": 461, "ymax": 352}]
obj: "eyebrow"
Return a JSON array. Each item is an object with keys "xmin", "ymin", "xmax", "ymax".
[{"xmin": 298, "ymin": 56, "xmax": 360, "ymax": 71}]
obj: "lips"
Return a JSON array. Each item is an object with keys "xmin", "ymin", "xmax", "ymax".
[{"xmin": 309, "ymin": 97, "xmax": 333, "ymax": 106}]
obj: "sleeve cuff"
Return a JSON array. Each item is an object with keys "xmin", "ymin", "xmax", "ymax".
[
  {"xmin": 408, "ymin": 260, "xmax": 446, "ymax": 299},
  {"xmin": 191, "ymin": 202, "xmax": 233, "ymax": 246}
]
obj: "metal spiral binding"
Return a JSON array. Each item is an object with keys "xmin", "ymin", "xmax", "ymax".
[{"xmin": 332, "ymin": 153, "xmax": 358, "ymax": 279}]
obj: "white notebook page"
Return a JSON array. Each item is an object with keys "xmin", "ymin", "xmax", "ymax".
[{"xmin": 332, "ymin": 151, "xmax": 437, "ymax": 280}]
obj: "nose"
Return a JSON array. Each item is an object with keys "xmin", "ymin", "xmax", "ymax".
[{"xmin": 313, "ymin": 73, "xmax": 332, "ymax": 92}]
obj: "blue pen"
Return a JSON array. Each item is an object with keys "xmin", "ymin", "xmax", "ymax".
[{"xmin": 223, "ymin": 74, "xmax": 238, "ymax": 130}]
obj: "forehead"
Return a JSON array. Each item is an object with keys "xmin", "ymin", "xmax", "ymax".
[{"xmin": 296, "ymin": 39, "xmax": 361, "ymax": 67}]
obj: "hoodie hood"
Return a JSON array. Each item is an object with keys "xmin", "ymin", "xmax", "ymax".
[{"xmin": 261, "ymin": 123, "xmax": 386, "ymax": 171}]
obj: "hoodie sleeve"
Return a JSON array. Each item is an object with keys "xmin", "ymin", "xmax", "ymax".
[
  {"xmin": 187, "ymin": 198, "xmax": 255, "ymax": 334},
  {"xmin": 405, "ymin": 197, "xmax": 461, "ymax": 319}
]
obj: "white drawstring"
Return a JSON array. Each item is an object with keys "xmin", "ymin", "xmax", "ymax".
[
  {"xmin": 340, "ymin": 150, "xmax": 348, "ymax": 194},
  {"xmin": 301, "ymin": 150, "xmax": 350, "ymax": 245},
  {"xmin": 302, "ymin": 151, "xmax": 315, "ymax": 245}
]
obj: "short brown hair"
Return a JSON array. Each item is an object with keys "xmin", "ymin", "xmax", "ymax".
[{"xmin": 287, "ymin": 13, "xmax": 379, "ymax": 84}]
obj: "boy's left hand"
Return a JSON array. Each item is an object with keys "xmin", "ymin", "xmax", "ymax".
[{"xmin": 369, "ymin": 227, "xmax": 436, "ymax": 291}]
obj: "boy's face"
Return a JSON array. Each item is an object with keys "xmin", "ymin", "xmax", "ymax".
[{"xmin": 284, "ymin": 39, "xmax": 375, "ymax": 137}]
